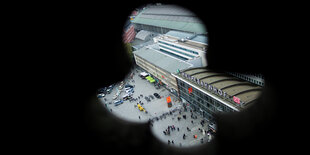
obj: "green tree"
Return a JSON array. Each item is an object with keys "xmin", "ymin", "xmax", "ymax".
[{"xmin": 124, "ymin": 43, "xmax": 133, "ymax": 63}]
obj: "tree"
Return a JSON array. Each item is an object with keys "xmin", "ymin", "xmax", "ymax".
[{"xmin": 124, "ymin": 43, "xmax": 133, "ymax": 63}]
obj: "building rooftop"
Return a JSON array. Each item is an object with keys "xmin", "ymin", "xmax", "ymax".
[
  {"xmin": 157, "ymin": 30, "xmax": 208, "ymax": 51},
  {"xmin": 135, "ymin": 30, "xmax": 154, "ymax": 41},
  {"xmin": 133, "ymin": 46, "xmax": 193, "ymax": 74},
  {"xmin": 175, "ymin": 67, "xmax": 262, "ymax": 110},
  {"xmin": 166, "ymin": 31, "xmax": 207, "ymax": 44},
  {"xmin": 132, "ymin": 5, "xmax": 207, "ymax": 34}
]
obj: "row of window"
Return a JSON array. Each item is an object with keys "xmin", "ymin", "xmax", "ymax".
[
  {"xmin": 158, "ymin": 40, "xmax": 199, "ymax": 55},
  {"xmin": 159, "ymin": 44, "xmax": 195, "ymax": 59},
  {"xmin": 178, "ymin": 80, "xmax": 235, "ymax": 117},
  {"xmin": 228, "ymin": 72, "xmax": 264, "ymax": 86},
  {"xmin": 135, "ymin": 24, "xmax": 171, "ymax": 34}
]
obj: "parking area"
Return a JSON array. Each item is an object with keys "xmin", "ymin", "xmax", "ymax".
[
  {"xmin": 99, "ymin": 67, "xmax": 174, "ymax": 122},
  {"xmin": 98, "ymin": 66, "xmax": 213, "ymax": 147}
]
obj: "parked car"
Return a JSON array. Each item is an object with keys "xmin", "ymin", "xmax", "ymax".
[
  {"xmin": 108, "ymin": 84, "xmax": 114, "ymax": 89},
  {"xmin": 123, "ymin": 93, "xmax": 133, "ymax": 100},
  {"xmin": 154, "ymin": 93, "xmax": 160, "ymax": 98},
  {"xmin": 97, "ymin": 87, "xmax": 107, "ymax": 94},
  {"xmin": 113, "ymin": 94, "xmax": 118, "ymax": 100},
  {"xmin": 118, "ymin": 81, "xmax": 124, "ymax": 90},
  {"xmin": 208, "ymin": 123, "xmax": 217, "ymax": 132},
  {"xmin": 125, "ymin": 88, "xmax": 134, "ymax": 93},
  {"xmin": 124, "ymin": 84, "xmax": 134, "ymax": 88},
  {"xmin": 114, "ymin": 100, "xmax": 123, "ymax": 106},
  {"xmin": 97, "ymin": 93, "xmax": 105, "ymax": 98}
]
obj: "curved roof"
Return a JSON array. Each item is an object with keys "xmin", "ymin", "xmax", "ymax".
[
  {"xmin": 179, "ymin": 67, "xmax": 262, "ymax": 108},
  {"xmin": 132, "ymin": 5, "xmax": 207, "ymax": 34},
  {"xmin": 135, "ymin": 30, "xmax": 153, "ymax": 41}
]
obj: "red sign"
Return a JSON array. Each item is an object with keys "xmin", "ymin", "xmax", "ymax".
[
  {"xmin": 233, "ymin": 96, "xmax": 240, "ymax": 104},
  {"xmin": 188, "ymin": 87, "xmax": 193, "ymax": 94}
]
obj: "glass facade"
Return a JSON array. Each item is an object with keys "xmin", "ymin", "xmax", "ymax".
[
  {"xmin": 159, "ymin": 45, "xmax": 195, "ymax": 58},
  {"xmin": 158, "ymin": 41, "xmax": 199, "ymax": 55},
  {"xmin": 227, "ymin": 72, "xmax": 264, "ymax": 86},
  {"xmin": 177, "ymin": 79, "xmax": 236, "ymax": 121}
]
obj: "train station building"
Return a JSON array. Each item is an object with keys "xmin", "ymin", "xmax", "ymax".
[
  {"xmin": 172, "ymin": 67, "xmax": 262, "ymax": 122},
  {"xmin": 133, "ymin": 46, "xmax": 193, "ymax": 96}
]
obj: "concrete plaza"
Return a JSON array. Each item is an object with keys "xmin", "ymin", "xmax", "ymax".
[{"xmin": 99, "ymin": 66, "xmax": 212, "ymax": 147}]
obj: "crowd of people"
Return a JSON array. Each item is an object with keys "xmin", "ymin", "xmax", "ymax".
[
  {"xmin": 105, "ymin": 67, "xmax": 215, "ymax": 146},
  {"xmin": 147, "ymin": 106, "xmax": 213, "ymax": 146}
]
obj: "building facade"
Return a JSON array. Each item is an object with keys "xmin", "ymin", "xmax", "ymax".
[
  {"xmin": 133, "ymin": 46, "xmax": 193, "ymax": 95},
  {"xmin": 123, "ymin": 23, "xmax": 136, "ymax": 43},
  {"xmin": 172, "ymin": 67, "xmax": 262, "ymax": 122}
]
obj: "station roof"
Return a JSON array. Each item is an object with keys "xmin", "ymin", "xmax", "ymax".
[
  {"xmin": 133, "ymin": 46, "xmax": 193, "ymax": 74},
  {"xmin": 132, "ymin": 5, "xmax": 207, "ymax": 34},
  {"xmin": 156, "ymin": 30, "xmax": 207, "ymax": 51},
  {"xmin": 165, "ymin": 31, "xmax": 208, "ymax": 44},
  {"xmin": 135, "ymin": 30, "xmax": 153, "ymax": 41},
  {"xmin": 179, "ymin": 67, "xmax": 262, "ymax": 109}
]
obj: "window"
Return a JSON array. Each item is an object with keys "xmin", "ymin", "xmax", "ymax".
[{"xmin": 158, "ymin": 41, "xmax": 199, "ymax": 55}]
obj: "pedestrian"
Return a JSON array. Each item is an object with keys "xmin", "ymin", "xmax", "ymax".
[
  {"xmin": 139, "ymin": 116, "xmax": 141, "ymax": 119},
  {"xmin": 171, "ymin": 140, "xmax": 174, "ymax": 144},
  {"xmin": 168, "ymin": 140, "xmax": 170, "ymax": 145},
  {"xmin": 177, "ymin": 127, "xmax": 179, "ymax": 131}
]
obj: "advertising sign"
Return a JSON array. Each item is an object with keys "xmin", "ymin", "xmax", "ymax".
[
  {"xmin": 181, "ymin": 72, "xmax": 229, "ymax": 100},
  {"xmin": 233, "ymin": 96, "xmax": 240, "ymax": 104},
  {"xmin": 188, "ymin": 87, "xmax": 193, "ymax": 94}
]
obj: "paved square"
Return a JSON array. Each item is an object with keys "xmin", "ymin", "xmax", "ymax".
[{"xmin": 99, "ymin": 67, "xmax": 213, "ymax": 147}]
